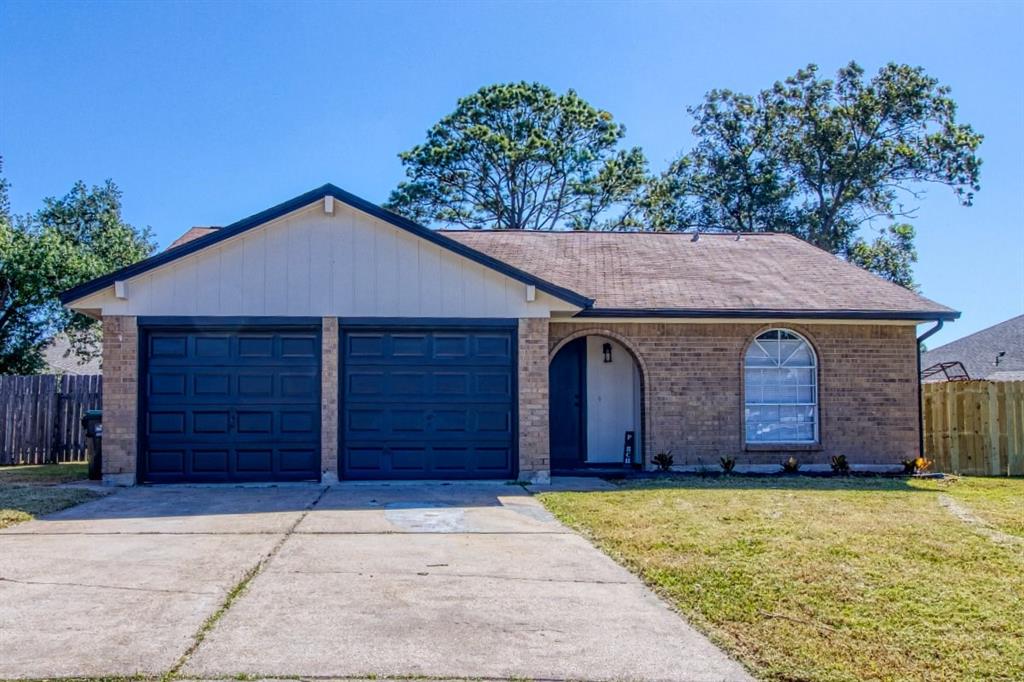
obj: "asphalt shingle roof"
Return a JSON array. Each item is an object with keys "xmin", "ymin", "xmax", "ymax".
[
  {"xmin": 921, "ymin": 315, "xmax": 1024, "ymax": 381},
  {"xmin": 441, "ymin": 230, "xmax": 955, "ymax": 317},
  {"xmin": 167, "ymin": 226, "xmax": 220, "ymax": 250}
]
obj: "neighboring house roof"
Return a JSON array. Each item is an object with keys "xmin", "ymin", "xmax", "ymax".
[
  {"xmin": 60, "ymin": 183, "xmax": 956, "ymax": 321},
  {"xmin": 60, "ymin": 184, "xmax": 594, "ymax": 309},
  {"xmin": 41, "ymin": 334, "xmax": 102, "ymax": 375},
  {"xmin": 442, "ymin": 230, "xmax": 956, "ymax": 320},
  {"xmin": 921, "ymin": 314, "xmax": 1024, "ymax": 381},
  {"xmin": 167, "ymin": 226, "xmax": 219, "ymax": 250}
]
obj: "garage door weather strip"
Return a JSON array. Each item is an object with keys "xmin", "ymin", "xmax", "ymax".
[{"xmin": 163, "ymin": 486, "xmax": 328, "ymax": 681}]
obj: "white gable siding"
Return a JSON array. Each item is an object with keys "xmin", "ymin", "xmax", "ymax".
[{"xmin": 71, "ymin": 201, "xmax": 572, "ymax": 318}]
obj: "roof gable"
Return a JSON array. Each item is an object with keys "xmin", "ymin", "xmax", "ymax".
[{"xmin": 60, "ymin": 184, "xmax": 593, "ymax": 308}]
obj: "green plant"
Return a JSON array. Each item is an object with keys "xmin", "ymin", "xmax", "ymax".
[
  {"xmin": 720, "ymin": 456, "xmax": 736, "ymax": 474},
  {"xmin": 781, "ymin": 456, "xmax": 801, "ymax": 473},
  {"xmin": 830, "ymin": 455, "xmax": 850, "ymax": 475},
  {"xmin": 652, "ymin": 451, "xmax": 674, "ymax": 472}
]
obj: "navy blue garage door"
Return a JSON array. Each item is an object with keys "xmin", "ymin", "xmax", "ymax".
[
  {"xmin": 341, "ymin": 325, "xmax": 516, "ymax": 480},
  {"xmin": 141, "ymin": 325, "xmax": 321, "ymax": 483}
]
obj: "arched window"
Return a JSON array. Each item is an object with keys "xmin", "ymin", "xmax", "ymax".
[{"xmin": 744, "ymin": 329, "xmax": 817, "ymax": 443}]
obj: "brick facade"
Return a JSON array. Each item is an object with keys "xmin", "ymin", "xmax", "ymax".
[
  {"xmin": 548, "ymin": 321, "xmax": 920, "ymax": 468},
  {"xmin": 101, "ymin": 315, "xmax": 138, "ymax": 485},
  {"xmin": 321, "ymin": 317, "xmax": 340, "ymax": 483},
  {"xmin": 517, "ymin": 317, "xmax": 551, "ymax": 483},
  {"xmin": 96, "ymin": 315, "xmax": 918, "ymax": 485}
]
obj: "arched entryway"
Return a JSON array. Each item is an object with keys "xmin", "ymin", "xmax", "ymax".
[{"xmin": 549, "ymin": 334, "xmax": 643, "ymax": 473}]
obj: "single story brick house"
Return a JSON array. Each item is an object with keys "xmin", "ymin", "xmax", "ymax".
[{"xmin": 61, "ymin": 184, "xmax": 958, "ymax": 485}]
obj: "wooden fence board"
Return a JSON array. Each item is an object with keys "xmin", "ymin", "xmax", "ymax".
[
  {"xmin": 0, "ymin": 375, "xmax": 103, "ymax": 465},
  {"xmin": 924, "ymin": 380, "xmax": 1024, "ymax": 476}
]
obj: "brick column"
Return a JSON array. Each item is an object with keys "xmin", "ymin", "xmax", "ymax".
[
  {"xmin": 101, "ymin": 315, "xmax": 138, "ymax": 486},
  {"xmin": 517, "ymin": 317, "xmax": 551, "ymax": 484},
  {"xmin": 321, "ymin": 317, "xmax": 339, "ymax": 483}
]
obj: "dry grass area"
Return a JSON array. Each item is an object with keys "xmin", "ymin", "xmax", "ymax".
[
  {"xmin": 540, "ymin": 476, "xmax": 1024, "ymax": 682},
  {"xmin": 921, "ymin": 476, "xmax": 1024, "ymax": 537},
  {"xmin": 0, "ymin": 463, "xmax": 99, "ymax": 529}
]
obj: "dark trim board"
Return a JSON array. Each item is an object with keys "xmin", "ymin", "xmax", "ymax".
[
  {"xmin": 337, "ymin": 319, "xmax": 520, "ymax": 481},
  {"xmin": 338, "ymin": 317, "xmax": 518, "ymax": 328},
  {"xmin": 575, "ymin": 308, "xmax": 961, "ymax": 322},
  {"xmin": 60, "ymin": 184, "xmax": 593, "ymax": 309}
]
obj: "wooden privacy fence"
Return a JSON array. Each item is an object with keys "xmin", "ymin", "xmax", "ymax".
[
  {"xmin": 0, "ymin": 375, "xmax": 103, "ymax": 465},
  {"xmin": 923, "ymin": 380, "xmax": 1024, "ymax": 476}
]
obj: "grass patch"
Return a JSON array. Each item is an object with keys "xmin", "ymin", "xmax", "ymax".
[
  {"xmin": 0, "ymin": 462, "xmax": 89, "ymax": 484},
  {"xmin": 0, "ymin": 463, "xmax": 97, "ymax": 529},
  {"xmin": 539, "ymin": 476, "xmax": 1024, "ymax": 682}
]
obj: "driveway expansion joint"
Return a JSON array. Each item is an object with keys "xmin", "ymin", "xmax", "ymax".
[{"xmin": 163, "ymin": 486, "xmax": 329, "ymax": 681}]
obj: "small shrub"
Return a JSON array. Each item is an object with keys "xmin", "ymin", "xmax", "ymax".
[
  {"xmin": 720, "ymin": 456, "xmax": 736, "ymax": 474},
  {"xmin": 902, "ymin": 457, "xmax": 934, "ymax": 474},
  {"xmin": 830, "ymin": 454, "xmax": 850, "ymax": 475},
  {"xmin": 652, "ymin": 451, "xmax": 674, "ymax": 472},
  {"xmin": 781, "ymin": 456, "xmax": 801, "ymax": 473}
]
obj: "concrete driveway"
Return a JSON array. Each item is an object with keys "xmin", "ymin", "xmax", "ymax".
[{"xmin": 0, "ymin": 482, "xmax": 751, "ymax": 681}]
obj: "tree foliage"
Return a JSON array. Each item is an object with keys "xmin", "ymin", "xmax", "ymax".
[
  {"xmin": 0, "ymin": 164, "xmax": 156, "ymax": 374},
  {"xmin": 644, "ymin": 62, "xmax": 982, "ymax": 285},
  {"xmin": 846, "ymin": 223, "xmax": 918, "ymax": 289},
  {"xmin": 385, "ymin": 82, "xmax": 648, "ymax": 230}
]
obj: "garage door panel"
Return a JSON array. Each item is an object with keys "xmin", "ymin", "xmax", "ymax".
[
  {"xmin": 347, "ymin": 447, "xmax": 385, "ymax": 472},
  {"xmin": 147, "ymin": 450, "xmax": 185, "ymax": 474},
  {"xmin": 340, "ymin": 443, "xmax": 514, "ymax": 479},
  {"xmin": 191, "ymin": 411, "xmax": 229, "ymax": 434},
  {"xmin": 343, "ymin": 370, "xmax": 513, "ymax": 403},
  {"xmin": 149, "ymin": 373, "xmax": 187, "ymax": 396},
  {"xmin": 193, "ymin": 449, "xmax": 229, "ymax": 473},
  {"xmin": 147, "ymin": 411, "xmax": 186, "ymax": 435},
  {"xmin": 342, "ymin": 326, "xmax": 515, "ymax": 480},
  {"xmin": 141, "ymin": 327, "xmax": 320, "ymax": 483},
  {"xmin": 343, "ymin": 406, "xmax": 512, "ymax": 440},
  {"xmin": 193, "ymin": 373, "xmax": 232, "ymax": 397},
  {"xmin": 194, "ymin": 336, "xmax": 231, "ymax": 358}
]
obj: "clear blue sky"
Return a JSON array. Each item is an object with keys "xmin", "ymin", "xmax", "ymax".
[{"xmin": 1, "ymin": 0, "xmax": 1021, "ymax": 347}]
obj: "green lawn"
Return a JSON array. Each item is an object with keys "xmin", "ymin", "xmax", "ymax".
[
  {"xmin": 0, "ymin": 463, "xmax": 100, "ymax": 529},
  {"xmin": 540, "ymin": 476, "xmax": 1024, "ymax": 682}
]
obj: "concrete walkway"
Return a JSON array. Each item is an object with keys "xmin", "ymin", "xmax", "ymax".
[{"xmin": 0, "ymin": 482, "xmax": 751, "ymax": 681}]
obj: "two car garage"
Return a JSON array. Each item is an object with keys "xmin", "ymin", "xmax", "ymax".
[{"xmin": 140, "ymin": 321, "xmax": 517, "ymax": 483}]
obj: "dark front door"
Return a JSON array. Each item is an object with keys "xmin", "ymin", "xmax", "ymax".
[
  {"xmin": 341, "ymin": 324, "xmax": 516, "ymax": 480},
  {"xmin": 549, "ymin": 337, "xmax": 586, "ymax": 469},
  {"xmin": 140, "ymin": 325, "xmax": 321, "ymax": 483}
]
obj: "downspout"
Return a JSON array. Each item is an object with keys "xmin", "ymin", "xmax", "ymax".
[{"xmin": 916, "ymin": 320, "xmax": 945, "ymax": 457}]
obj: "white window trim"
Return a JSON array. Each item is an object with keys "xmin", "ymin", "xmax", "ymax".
[{"xmin": 744, "ymin": 329, "xmax": 819, "ymax": 444}]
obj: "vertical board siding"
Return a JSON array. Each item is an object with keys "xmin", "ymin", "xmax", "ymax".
[
  {"xmin": 923, "ymin": 380, "xmax": 1024, "ymax": 476},
  {"xmin": 77, "ymin": 202, "xmax": 556, "ymax": 318},
  {"xmin": 0, "ymin": 375, "xmax": 103, "ymax": 465}
]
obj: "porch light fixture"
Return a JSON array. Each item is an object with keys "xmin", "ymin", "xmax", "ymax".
[{"xmin": 602, "ymin": 342, "xmax": 612, "ymax": 363}]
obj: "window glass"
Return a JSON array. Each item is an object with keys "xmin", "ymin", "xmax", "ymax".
[{"xmin": 744, "ymin": 330, "xmax": 817, "ymax": 443}]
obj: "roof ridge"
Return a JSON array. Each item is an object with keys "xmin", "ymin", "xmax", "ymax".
[{"xmin": 436, "ymin": 229, "xmax": 791, "ymax": 237}]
